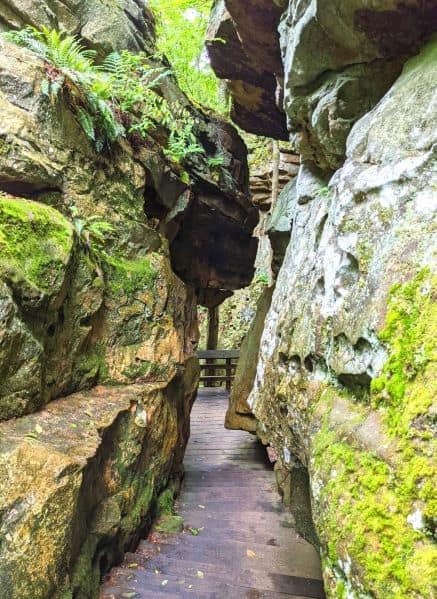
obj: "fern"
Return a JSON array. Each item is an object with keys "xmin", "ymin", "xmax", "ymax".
[
  {"xmin": 3, "ymin": 26, "xmax": 206, "ymax": 160},
  {"xmin": 77, "ymin": 109, "xmax": 96, "ymax": 142}
]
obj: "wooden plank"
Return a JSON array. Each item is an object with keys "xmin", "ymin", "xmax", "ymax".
[
  {"xmin": 101, "ymin": 388, "xmax": 325, "ymax": 599},
  {"xmin": 197, "ymin": 349, "xmax": 240, "ymax": 359},
  {"xmin": 199, "ymin": 375, "xmax": 235, "ymax": 382}
]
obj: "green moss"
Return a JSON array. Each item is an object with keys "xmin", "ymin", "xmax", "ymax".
[
  {"xmin": 312, "ymin": 271, "xmax": 436, "ymax": 597},
  {"xmin": 157, "ymin": 488, "xmax": 175, "ymax": 516},
  {"xmin": 154, "ymin": 514, "xmax": 184, "ymax": 534},
  {"xmin": 105, "ymin": 253, "xmax": 157, "ymax": 296},
  {"xmin": 152, "ymin": 487, "xmax": 185, "ymax": 533},
  {"xmin": 356, "ymin": 239, "xmax": 373, "ymax": 273},
  {"xmin": 371, "ymin": 269, "xmax": 436, "ymax": 435},
  {"xmin": 0, "ymin": 195, "xmax": 73, "ymax": 293},
  {"xmin": 73, "ymin": 341, "xmax": 109, "ymax": 387},
  {"xmin": 313, "ymin": 416, "xmax": 436, "ymax": 598},
  {"xmin": 121, "ymin": 360, "xmax": 168, "ymax": 382},
  {"xmin": 120, "ymin": 475, "xmax": 155, "ymax": 535}
]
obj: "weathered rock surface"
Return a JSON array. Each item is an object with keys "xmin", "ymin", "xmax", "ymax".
[
  {"xmin": 225, "ymin": 285, "xmax": 273, "ymax": 432},
  {"xmin": 206, "ymin": 0, "xmax": 288, "ymax": 139},
  {"xmin": 0, "ymin": 3, "xmax": 258, "ymax": 598},
  {"xmin": 249, "ymin": 40, "xmax": 437, "ymax": 597},
  {"xmin": 250, "ymin": 148, "xmax": 299, "ymax": 211},
  {"xmin": 0, "ymin": 0, "xmax": 156, "ymax": 55},
  {"xmin": 0, "ymin": 366, "xmax": 198, "ymax": 599},
  {"xmin": 0, "ymin": 32, "xmax": 256, "ymax": 418},
  {"xmin": 210, "ymin": 1, "xmax": 437, "ymax": 168}
]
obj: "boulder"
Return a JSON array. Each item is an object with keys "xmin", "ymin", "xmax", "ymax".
[
  {"xmin": 206, "ymin": 0, "xmax": 288, "ymax": 139},
  {"xmin": 249, "ymin": 40, "xmax": 437, "ymax": 597}
]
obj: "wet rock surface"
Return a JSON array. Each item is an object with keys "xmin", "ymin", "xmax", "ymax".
[{"xmin": 249, "ymin": 40, "xmax": 437, "ymax": 598}]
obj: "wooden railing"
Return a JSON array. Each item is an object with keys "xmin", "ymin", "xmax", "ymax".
[{"xmin": 197, "ymin": 350, "xmax": 240, "ymax": 391}]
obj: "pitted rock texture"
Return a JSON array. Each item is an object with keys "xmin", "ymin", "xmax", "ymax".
[{"xmin": 249, "ymin": 40, "xmax": 437, "ymax": 598}]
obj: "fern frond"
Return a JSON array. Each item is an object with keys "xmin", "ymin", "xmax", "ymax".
[{"xmin": 76, "ymin": 108, "xmax": 96, "ymax": 142}]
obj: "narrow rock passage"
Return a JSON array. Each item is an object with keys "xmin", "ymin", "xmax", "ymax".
[{"xmin": 101, "ymin": 389, "xmax": 325, "ymax": 598}]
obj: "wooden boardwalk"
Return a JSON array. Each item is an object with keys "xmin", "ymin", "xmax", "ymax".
[{"xmin": 101, "ymin": 389, "xmax": 325, "ymax": 599}]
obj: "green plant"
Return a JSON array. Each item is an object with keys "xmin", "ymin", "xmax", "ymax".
[
  {"xmin": 104, "ymin": 51, "xmax": 205, "ymax": 162},
  {"xmin": 165, "ymin": 119, "xmax": 205, "ymax": 162},
  {"xmin": 4, "ymin": 27, "xmax": 206, "ymax": 161},
  {"xmin": 70, "ymin": 206, "xmax": 114, "ymax": 276},
  {"xmin": 4, "ymin": 26, "xmax": 123, "ymax": 151},
  {"xmin": 149, "ymin": 0, "xmax": 226, "ymax": 114},
  {"xmin": 207, "ymin": 153, "xmax": 225, "ymax": 168},
  {"xmin": 256, "ymin": 272, "xmax": 269, "ymax": 285}
]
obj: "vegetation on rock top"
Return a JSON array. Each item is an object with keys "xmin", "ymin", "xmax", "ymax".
[{"xmin": 3, "ymin": 26, "xmax": 207, "ymax": 161}]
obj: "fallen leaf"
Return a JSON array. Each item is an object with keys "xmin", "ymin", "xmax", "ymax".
[
  {"xmin": 128, "ymin": 562, "xmax": 138, "ymax": 568},
  {"xmin": 196, "ymin": 570, "xmax": 204, "ymax": 579},
  {"xmin": 189, "ymin": 527, "xmax": 200, "ymax": 536},
  {"xmin": 246, "ymin": 549, "xmax": 256, "ymax": 558}
]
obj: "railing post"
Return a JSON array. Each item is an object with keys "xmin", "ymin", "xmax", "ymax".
[
  {"xmin": 225, "ymin": 357, "xmax": 232, "ymax": 391},
  {"xmin": 206, "ymin": 306, "xmax": 219, "ymax": 387}
]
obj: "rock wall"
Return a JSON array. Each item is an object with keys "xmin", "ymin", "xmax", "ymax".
[
  {"xmin": 0, "ymin": 3, "xmax": 257, "ymax": 598},
  {"xmin": 209, "ymin": 2, "xmax": 437, "ymax": 597}
]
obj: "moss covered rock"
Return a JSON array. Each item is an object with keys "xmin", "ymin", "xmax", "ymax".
[{"xmin": 248, "ymin": 39, "xmax": 437, "ymax": 597}]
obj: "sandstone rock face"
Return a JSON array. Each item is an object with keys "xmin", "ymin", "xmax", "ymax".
[
  {"xmin": 209, "ymin": 1, "xmax": 437, "ymax": 595},
  {"xmin": 206, "ymin": 0, "xmax": 288, "ymax": 139},
  {"xmin": 0, "ymin": 0, "xmax": 156, "ymax": 55},
  {"xmin": 0, "ymin": 369, "xmax": 198, "ymax": 599},
  {"xmin": 0, "ymin": 4, "xmax": 258, "ymax": 598},
  {"xmin": 249, "ymin": 40, "xmax": 437, "ymax": 597},
  {"xmin": 0, "ymin": 39, "xmax": 192, "ymax": 421},
  {"xmin": 0, "ymin": 34, "xmax": 256, "ymax": 418}
]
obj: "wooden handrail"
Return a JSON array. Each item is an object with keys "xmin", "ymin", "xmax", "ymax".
[
  {"xmin": 197, "ymin": 350, "xmax": 240, "ymax": 359},
  {"xmin": 197, "ymin": 349, "xmax": 240, "ymax": 390}
]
